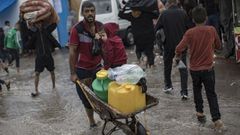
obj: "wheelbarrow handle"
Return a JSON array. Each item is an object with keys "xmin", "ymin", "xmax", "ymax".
[
  {"xmin": 75, "ymin": 80, "xmax": 84, "ymax": 90},
  {"xmin": 75, "ymin": 79, "xmax": 81, "ymax": 86},
  {"xmin": 76, "ymin": 79, "xmax": 91, "ymax": 88},
  {"xmin": 75, "ymin": 79, "xmax": 97, "ymax": 110}
]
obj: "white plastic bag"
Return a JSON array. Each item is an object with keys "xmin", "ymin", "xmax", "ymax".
[
  {"xmin": 176, "ymin": 60, "xmax": 186, "ymax": 69},
  {"xmin": 108, "ymin": 64, "xmax": 146, "ymax": 84}
]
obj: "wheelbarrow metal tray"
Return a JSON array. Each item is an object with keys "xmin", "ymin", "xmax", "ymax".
[{"xmin": 79, "ymin": 82, "xmax": 159, "ymax": 119}]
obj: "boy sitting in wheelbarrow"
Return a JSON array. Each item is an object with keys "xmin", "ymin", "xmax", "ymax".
[{"xmin": 95, "ymin": 22, "xmax": 127, "ymax": 69}]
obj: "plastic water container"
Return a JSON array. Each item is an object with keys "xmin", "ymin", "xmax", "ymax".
[
  {"xmin": 108, "ymin": 81, "xmax": 146, "ymax": 114},
  {"xmin": 92, "ymin": 70, "xmax": 111, "ymax": 102}
]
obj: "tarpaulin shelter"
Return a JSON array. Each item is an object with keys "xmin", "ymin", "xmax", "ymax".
[
  {"xmin": 0, "ymin": 0, "xmax": 19, "ymax": 26},
  {"xmin": 0, "ymin": 0, "xmax": 17, "ymax": 13},
  {"xmin": 51, "ymin": 0, "xmax": 69, "ymax": 47}
]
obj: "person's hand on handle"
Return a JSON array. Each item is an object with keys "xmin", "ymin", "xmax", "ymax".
[{"xmin": 70, "ymin": 73, "xmax": 79, "ymax": 83}]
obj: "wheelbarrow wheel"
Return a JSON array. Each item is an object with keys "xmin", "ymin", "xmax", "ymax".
[
  {"xmin": 129, "ymin": 121, "xmax": 147, "ymax": 135},
  {"xmin": 113, "ymin": 121, "xmax": 135, "ymax": 135},
  {"xmin": 120, "ymin": 124, "xmax": 135, "ymax": 135}
]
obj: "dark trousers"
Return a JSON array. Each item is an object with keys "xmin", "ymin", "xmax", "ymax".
[
  {"xmin": 0, "ymin": 79, "xmax": 5, "ymax": 90},
  {"xmin": 0, "ymin": 50, "xmax": 12, "ymax": 63},
  {"xmin": 219, "ymin": 0, "xmax": 235, "ymax": 56},
  {"xmin": 190, "ymin": 68, "xmax": 221, "ymax": 122},
  {"xmin": 8, "ymin": 49, "xmax": 20, "ymax": 67},
  {"xmin": 206, "ymin": 14, "xmax": 221, "ymax": 39},
  {"xmin": 163, "ymin": 49, "xmax": 188, "ymax": 95},
  {"xmin": 0, "ymin": 50, "xmax": 7, "ymax": 62},
  {"xmin": 155, "ymin": 30, "xmax": 165, "ymax": 55},
  {"xmin": 75, "ymin": 67, "xmax": 100, "ymax": 109},
  {"xmin": 135, "ymin": 42, "xmax": 155, "ymax": 66}
]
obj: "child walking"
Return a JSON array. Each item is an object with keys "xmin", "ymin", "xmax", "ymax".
[{"xmin": 175, "ymin": 6, "xmax": 224, "ymax": 132}]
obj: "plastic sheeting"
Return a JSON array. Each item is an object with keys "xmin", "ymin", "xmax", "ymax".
[
  {"xmin": 0, "ymin": 0, "xmax": 17, "ymax": 13},
  {"xmin": 54, "ymin": 0, "xmax": 69, "ymax": 47}
]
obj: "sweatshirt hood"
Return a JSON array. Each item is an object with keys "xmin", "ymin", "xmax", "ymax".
[{"xmin": 104, "ymin": 23, "xmax": 119, "ymax": 38}]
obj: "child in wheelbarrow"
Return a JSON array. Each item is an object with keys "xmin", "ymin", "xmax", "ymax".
[
  {"xmin": 175, "ymin": 6, "xmax": 224, "ymax": 132},
  {"xmin": 95, "ymin": 23, "xmax": 127, "ymax": 69},
  {"xmin": 96, "ymin": 24, "xmax": 147, "ymax": 92}
]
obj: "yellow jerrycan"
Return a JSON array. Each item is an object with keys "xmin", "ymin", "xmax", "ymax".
[{"xmin": 108, "ymin": 81, "xmax": 146, "ymax": 114}]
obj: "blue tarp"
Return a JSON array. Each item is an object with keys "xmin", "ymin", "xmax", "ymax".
[
  {"xmin": 55, "ymin": 0, "xmax": 69, "ymax": 47},
  {"xmin": 0, "ymin": 0, "xmax": 17, "ymax": 12}
]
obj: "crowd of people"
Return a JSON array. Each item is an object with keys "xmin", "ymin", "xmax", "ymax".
[
  {"xmin": 0, "ymin": 21, "xmax": 21, "ymax": 94},
  {"xmin": 1, "ymin": 0, "xmax": 237, "ymax": 133},
  {"xmin": 67, "ymin": 0, "xmax": 228, "ymax": 131}
]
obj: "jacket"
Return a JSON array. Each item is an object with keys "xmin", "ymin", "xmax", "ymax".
[
  {"xmin": 102, "ymin": 23, "xmax": 127, "ymax": 69},
  {"xmin": 155, "ymin": 5, "xmax": 188, "ymax": 50},
  {"xmin": 4, "ymin": 28, "xmax": 20, "ymax": 49},
  {"xmin": 118, "ymin": 8, "xmax": 158, "ymax": 44},
  {"xmin": 28, "ymin": 23, "xmax": 61, "ymax": 56}
]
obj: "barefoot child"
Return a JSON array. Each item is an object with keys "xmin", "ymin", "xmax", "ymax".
[{"xmin": 175, "ymin": 6, "xmax": 224, "ymax": 131}]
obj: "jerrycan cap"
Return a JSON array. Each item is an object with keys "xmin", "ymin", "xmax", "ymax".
[
  {"xmin": 124, "ymin": 84, "xmax": 133, "ymax": 91},
  {"xmin": 96, "ymin": 70, "xmax": 108, "ymax": 80}
]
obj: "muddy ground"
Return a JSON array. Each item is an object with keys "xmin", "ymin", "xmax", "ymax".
[{"xmin": 0, "ymin": 48, "xmax": 239, "ymax": 135}]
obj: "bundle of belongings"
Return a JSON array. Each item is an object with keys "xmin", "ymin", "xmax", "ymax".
[
  {"xmin": 124, "ymin": 0, "xmax": 158, "ymax": 12},
  {"xmin": 20, "ymin": 0, "xmax": 59, "ymax": 25}
]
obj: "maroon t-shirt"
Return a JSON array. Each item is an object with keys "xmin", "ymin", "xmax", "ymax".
[
  {"xmin": 69, "ymin": 21, "xmax": 102, "ymax": 70},
  {"xmin": 176, "ymin": 25, "xmax": 221, "ymax": 71}
]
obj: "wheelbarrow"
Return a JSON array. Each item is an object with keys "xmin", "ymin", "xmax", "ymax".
[{"xmin": 76, "ymin": 79, "xmax": 159, "ymax": 135}]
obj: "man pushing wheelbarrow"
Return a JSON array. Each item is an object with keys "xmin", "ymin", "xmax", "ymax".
[{"xmin": 68, "ymin": 1, "xmax": 159, "ymax": 134}]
